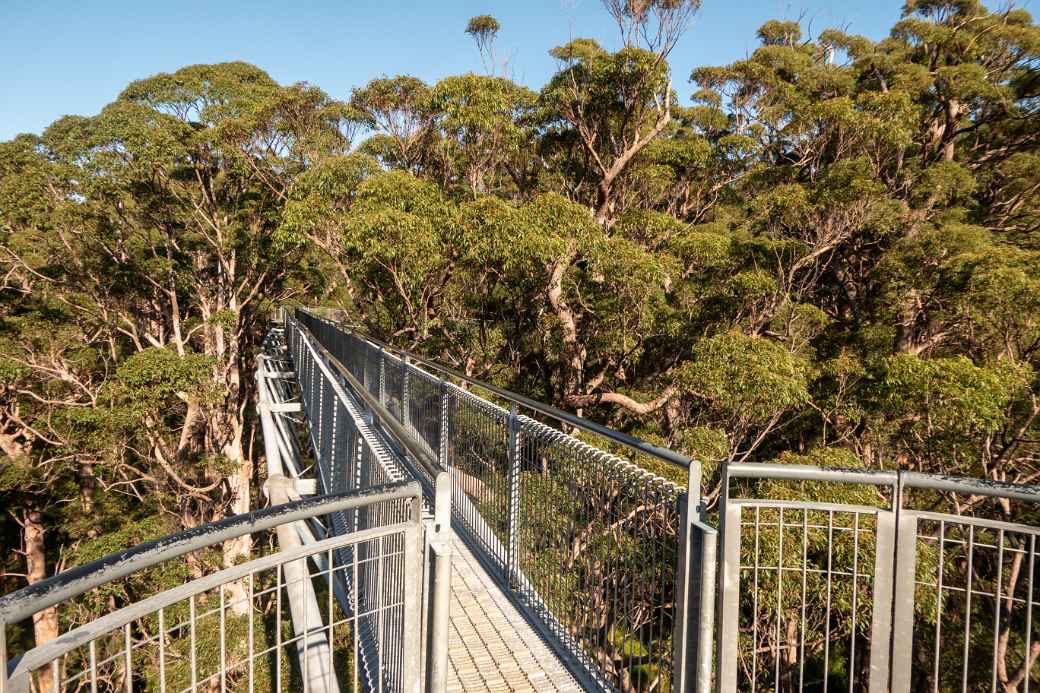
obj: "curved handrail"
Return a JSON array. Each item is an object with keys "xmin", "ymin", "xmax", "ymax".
[
  {"xmin": 8, "ymin": 523, "xmax": 410, "ymax": 680},
  {"xmin": 0, "ymin": 480, "xmax": 421, "ymax": 625}
]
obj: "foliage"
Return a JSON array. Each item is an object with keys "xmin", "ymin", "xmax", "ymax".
[{"xmin": 2, "ymin": 2, "xmax": 1040, "ymax": 689}]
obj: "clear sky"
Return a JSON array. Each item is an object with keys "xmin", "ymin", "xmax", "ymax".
[{"xmin": 1, "ymin": 0, "xmax": 908, "ymax": 141}]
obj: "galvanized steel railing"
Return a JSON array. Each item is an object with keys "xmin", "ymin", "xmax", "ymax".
[
  {"xmin": 0, "ymin": 323, "xmax": 448, "ymax": 693},
  {"xmin": 11, "ymin": 306, "xmax": 1029, "ymax": 693},
  {"xmin": 295, "ymin": 308, "xmax": 1040, "ymax": 693},
  {"xmin": 266, "ymin": 318, "xmax": 452, "ymax": 693},
  {"xmin": 718, "ymin": 463, "xmax": 1040, "ymax": 693},
  {"xmin": 293, "ymin": 309, "xmax": 717, "ymax": 693},
  {"xmin": 0, "ymin": 481, "xmax": 424, "ymax": 693}
]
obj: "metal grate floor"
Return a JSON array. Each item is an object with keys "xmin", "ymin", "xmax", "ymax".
[{"xmin": 446, "ymin": 532, "xmax": 584, "ymax": 692}]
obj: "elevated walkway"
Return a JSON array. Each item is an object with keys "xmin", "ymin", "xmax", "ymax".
[
  {"xmin": 273, "ymin": 312, "xmax": 592, "ymax": 692},
  {"xmin": 9, "ymin": 308, "xmax": 1034, "ymax": 693},
  {"xmin": 446, "ymin": 530, "xmax": 580, "ymax": 692}
]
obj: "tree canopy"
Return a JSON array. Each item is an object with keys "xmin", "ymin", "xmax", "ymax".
[{"xmin": 2, "ymin": 1, "xmax": 1039, "ymax": 687}]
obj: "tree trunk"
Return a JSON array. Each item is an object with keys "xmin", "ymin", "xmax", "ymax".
[
  {"xmin": 23, "ymin": 508, "xmax": 59, "ymax": 692},
  {"xmin": 221, "ymin": 402, "xmax": 252, "ymax": 616},
  {"xmin": 79, "ymin": 462, "xmax": 99, "ymax": 539}
]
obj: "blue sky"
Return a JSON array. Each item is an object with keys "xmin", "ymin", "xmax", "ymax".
[{"xmin": 1, "ymin": 0, "xmax": 907, "ymax": 141}]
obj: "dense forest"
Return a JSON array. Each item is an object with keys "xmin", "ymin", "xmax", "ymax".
[{"xmin": 1, "ymin": 0, "xmax": 1038, "ymax": 675}]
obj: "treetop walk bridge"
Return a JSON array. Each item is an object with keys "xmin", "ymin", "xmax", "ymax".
[{"xmin": 4, "ymin": 308, "xmax": 1040, "ymax": 693}]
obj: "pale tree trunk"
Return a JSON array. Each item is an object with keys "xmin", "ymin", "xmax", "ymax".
[
  {"xmin": 220, "ymin": 358, "xmax": 252, "ymax": 617},
  {"xmin": 0, "ymin": 430, "xmax": 26, "ymax": 458},
  {"xmin": 782, "ymin": 611, "xmax": 798, "ymax": 686},
  {"xmin": 23, "ymin": 509, "xmax": 59, "ymax": 692}
]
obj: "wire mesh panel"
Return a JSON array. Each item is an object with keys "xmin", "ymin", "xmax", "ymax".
[
  {"xmin": 403, "ymin": 365, "xmax": 443, "ymax": 462},
  {"xmin": 904, "ymin": 513, "xmax": 1040, "ymax": 693},
  {"xmin": 514, "ymin": 416, "xmax": 682, "ymax": 692},
  {"xmin": 381, "ymin": 357, "xmax": 405, "ymax": 425},
  {"xmin": 721, "ymin": 502, "xmax": 888, "ymax": 692},
  {"xmin": 443, "ymin": 386, "xmax": 512, "ymax": 571}
]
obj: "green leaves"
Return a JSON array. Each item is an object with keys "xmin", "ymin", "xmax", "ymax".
[
  {"xmin": 679, "ymin": 331, "xmax": 812, "ymax": 423},
  {"xmin": 878, "ymin": 354, "xmax": 1031, "ymax": 435},
  {"xmin": 112, "ymin": 348, "xmax": 215, "ymax": 415}
]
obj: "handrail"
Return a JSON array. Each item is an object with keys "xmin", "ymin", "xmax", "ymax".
[
  {"xmin": 298, "ymin": 308, "xmax": 694, "ymax": 470},
  {"xmin": 724, "ymin": 462, "xmax": 1040, "ymax": 507},
  {"xmin": 726, "ymin": 462, "xmax": 899, "ymax": 489},
  {"xmin": 8, "ymin": 523, "xmax": 410, "ymax": 680},
  {"xmin": 900, "ymin": 471, "xmax": 1040, "ymax": 504},
  {"xmin": 290, "ymin": 316, "xmax": 441, "ymax": 478},
  {"xmin": 0, "ymin": 480, "xmax": 421, "ymax": 625}
]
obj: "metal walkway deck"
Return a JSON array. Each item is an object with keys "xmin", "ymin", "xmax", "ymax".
[{"xmin": 446, "ymin": 531, "xmax": 581, "ymax": 692}]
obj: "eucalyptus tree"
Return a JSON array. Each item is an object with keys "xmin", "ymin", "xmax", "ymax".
[
  {"xmin": 0, "ymin": 63, "xmax": 347, "ymax": 639},
  {"xmin": 429, "ymin": 74, "xmax": 538, "ymax": 197},
  {"xmin": 349, "ymin": 76, "xmax": 435, "ymax": 173},
  {"xmin": 466, "ymin": 14, "xmax": 502, "ymax": 74}
]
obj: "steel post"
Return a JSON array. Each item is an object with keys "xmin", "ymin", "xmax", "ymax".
[
  {"xmin": 889, "ymin": 512, "xmax": 918, "ymax": 693},
  {"xmin": 505, "ymin": 403, "xmax": 522, "ymax": 588},
  {"xmin": 868, "ymin": 510, "xmax": 898, "ymax": 693},
  {"xmin": 694, "ymin": 524, "xmax": 718, "ymax": 693},
  {"xmin": 401, "ymin": 521, "xmax": 424, "ymax": 693},
  {"xmin": 671, "ymin": 462, "xmax": 716, "ymax": 693},
  {"xmin": 716, "ymin": 463, "xmax": 739, "ymax": 693}
]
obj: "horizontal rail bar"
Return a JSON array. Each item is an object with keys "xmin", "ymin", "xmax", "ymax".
[
  {"xmin": 299, "ymin": 308, "xmax": 693, "ymax": 470},
  {"xmin": 901, "ymin": 471, "xmax": 1040, "ymax": 505},
  {"xmin": 907, "ymin": 509, "xmax": 1040, "ymax": 534},
  {"xmin": 728, "ymin": 499, "xmax": 887, "ymax": 515},
  {"xmin": 0, "ymin": 480, "xmax": 421, "ymax": 624},
  {"xmin": 727, "ymin": 462, "xmax": 899, "ymax": 488},
  {"xmin": 727, "ymin": 464, "xmax": 1040, "ymax": 506}
]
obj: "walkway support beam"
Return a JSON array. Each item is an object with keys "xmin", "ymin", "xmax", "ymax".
[{"xmin": 265, "ymin": 476, "xmax": 341, "ymax": 693}]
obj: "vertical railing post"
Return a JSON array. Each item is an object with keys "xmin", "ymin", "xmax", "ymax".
[
  {"xmin": 671, "ymin": 461, "xmax": 717, "ymax": 693},
  {"xmin": 401, "ymin": 355, "xmax": 411, "ymax": 430},
  {"xmin": 716, "ymin": 462, "xmax": 740, "ymax": 693},
  {"xmin": 378, "ymin": 347, "xmax": 386, "ymax": 406},
  {"xmin": 868, "ymin": 508, "xmax": 897, "ymax": 693},
  {"xmin": 505, "ymin": 403, "xmax": 521, "ymax": 587},
  {"xmin": 438, "ymin": 381, "xmax": 450, "ymax": 471},
  {"xmin": 401, "ymin": 515, "xmax": 424, "ymax": 693},
  {"xmin": 426, "ymin": 472, "xmax": 453, "ymax": 692},
  {"xmin": 889, "ymin": 474, "xmax": 917, "ymax": 693}
]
